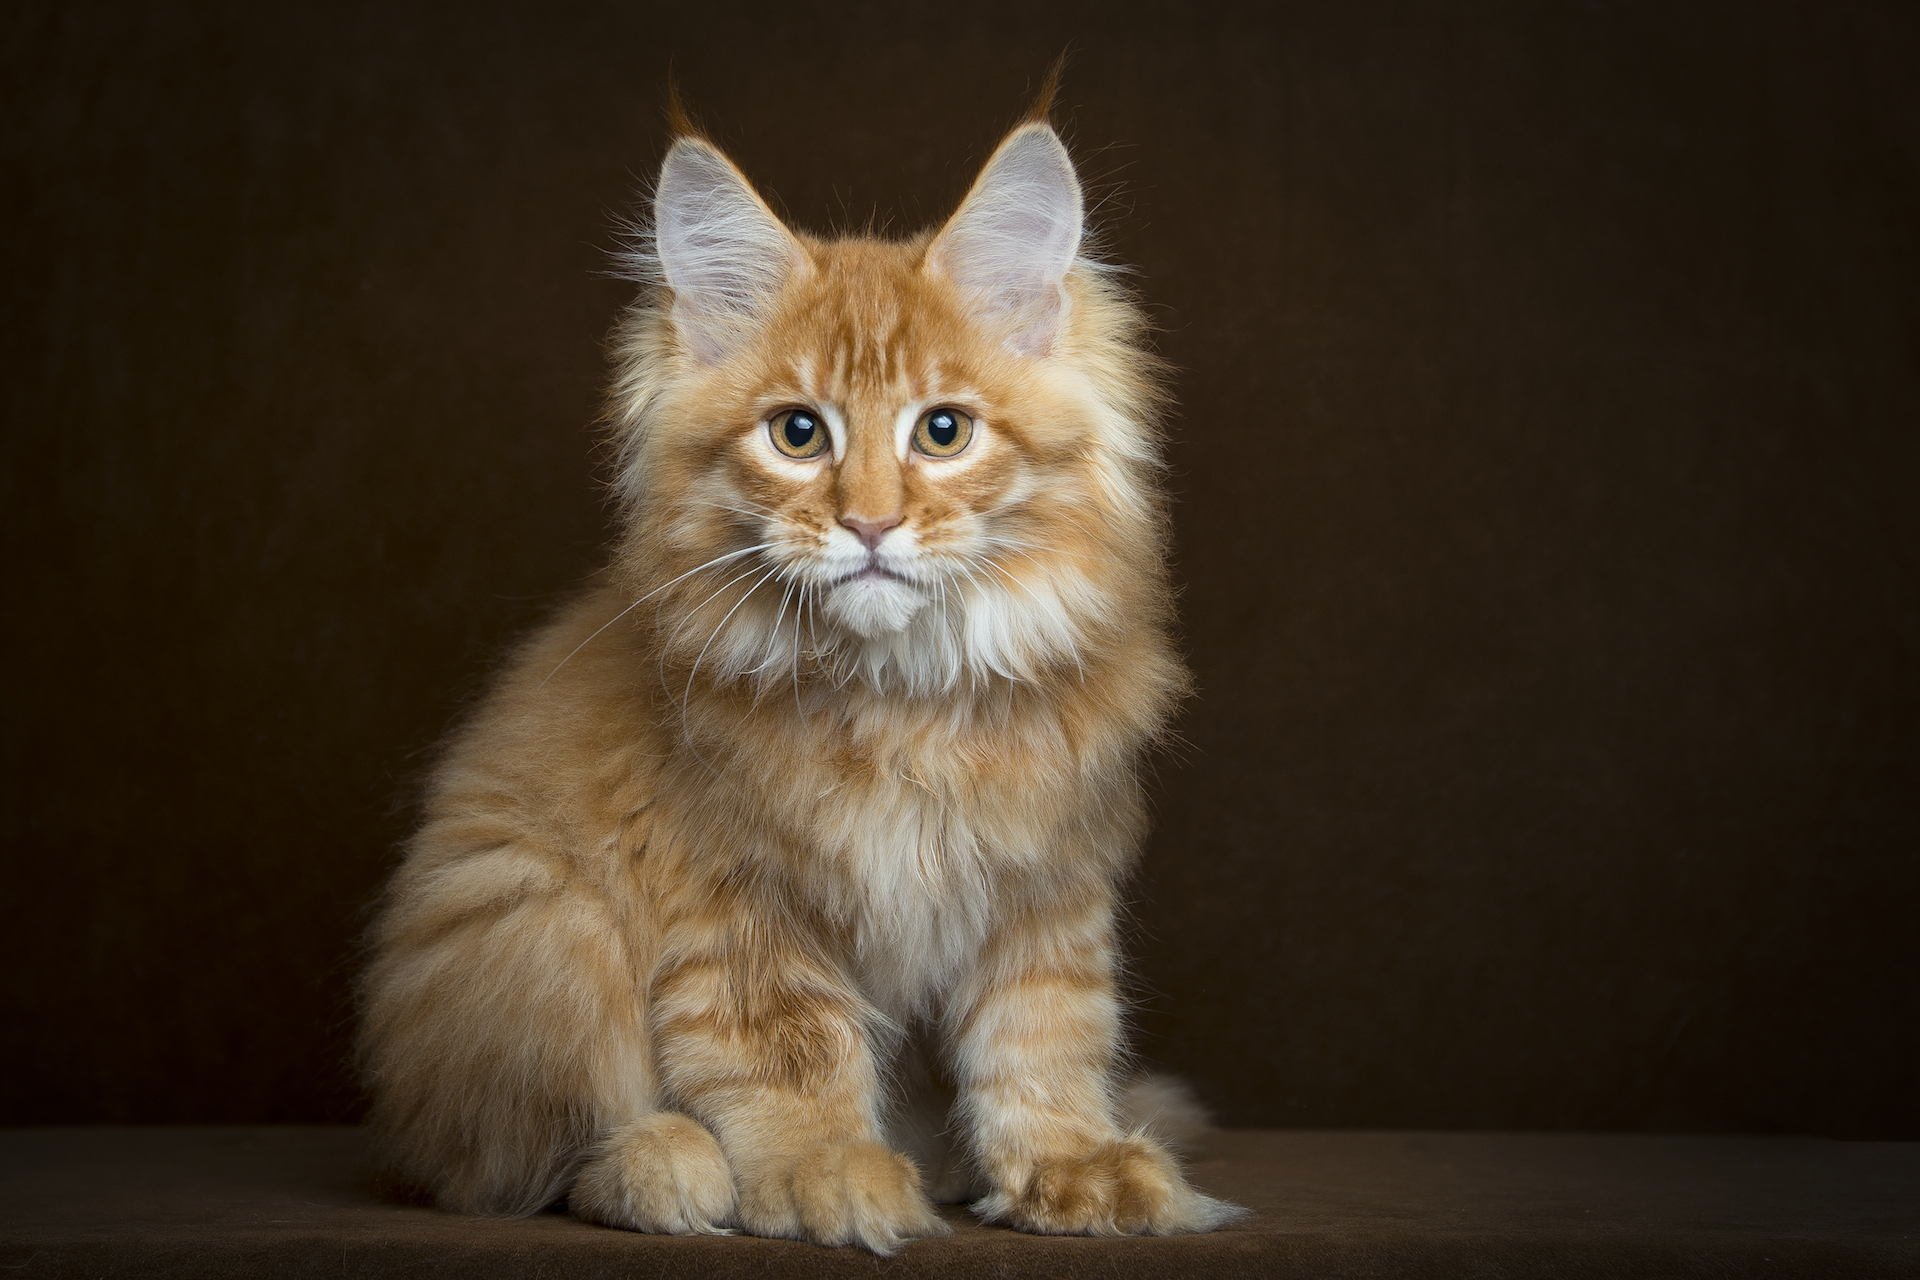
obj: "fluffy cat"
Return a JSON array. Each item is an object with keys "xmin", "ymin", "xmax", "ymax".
[{"xmin": 359, "ymin": 92, "xmax": 1235, "ymax": 1252}]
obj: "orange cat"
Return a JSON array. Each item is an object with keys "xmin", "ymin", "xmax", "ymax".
[{"xmin": 359, "ymin": 92, "xmax": 1236, "ymax": 1252}]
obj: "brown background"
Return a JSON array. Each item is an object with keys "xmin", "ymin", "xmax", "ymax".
[{"xmin": 4, "ymin": 1, "xmax": 1916, "ymax": 1136}]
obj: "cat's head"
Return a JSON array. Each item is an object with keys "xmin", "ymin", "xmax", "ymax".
[{"xmin": 606, "ymin": 108, "xmax": 1171, "ymax": 696}]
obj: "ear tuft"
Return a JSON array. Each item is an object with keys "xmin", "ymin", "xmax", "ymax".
[
  {"xmin": 653, "ymin": 138, "xmax": 801, "ymax": 363},
  {"xmin": 663, "ymin": 76, "xmax": 705, "ymax": 143},
  {"xmin": 927, "ymin": 124, "xmax": 1084, "ymax": 357},
  {"xmin": 1022, "ymin": 52, "xmax": 1068, "ymax": 126}
]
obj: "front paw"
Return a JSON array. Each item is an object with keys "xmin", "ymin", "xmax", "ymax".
[
  {"xmin": 978, "ymin": 1137, "xmax": 1242, "ymax": 1236},
  {"xmin": 737, "ymin": 1140, "xmax": 949, "ymax": 1254}
]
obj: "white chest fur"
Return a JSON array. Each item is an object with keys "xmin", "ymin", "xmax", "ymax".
[
  {"xmin": 790, "ymin": 688, "xmax": 1081, "ymax": 1024},
  {"xmin": 822, "ymin": 772, "xmax": 1000, "ymax": 1024}
]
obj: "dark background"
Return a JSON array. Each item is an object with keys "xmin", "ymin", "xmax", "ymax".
[{"xmin": 5, "ymin": 1, "xmax": 1916, "ymax": 1137}]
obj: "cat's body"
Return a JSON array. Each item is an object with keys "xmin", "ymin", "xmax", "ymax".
[{"xmin": 361, "ymin": 102, "xmax": 1234, "ymax": 1251}]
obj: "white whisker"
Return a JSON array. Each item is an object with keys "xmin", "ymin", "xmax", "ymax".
[
  {"xmin": 750, "ymin": 575, "xmax": 799, "ymax": 680},
  {"xmin": 682, "ymin": 564, "xmax": 781, "ymax": 720},
  {"xmin": 968, "ymin": 551, "xmax": 1046, "ymax": 606},
  {"xmin": 540, "ymin": 541, "xmax": 771, "ymax": 687},
  {"xmin": 685, "ymin": 498, "xmax": 782, "ymax": 523},
  {"xmin": 791, "ymin": 579, "xmax": 810, "ymax": 716}
]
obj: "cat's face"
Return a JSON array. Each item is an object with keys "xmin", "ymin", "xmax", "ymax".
[
  {"xmin": 611, "ymin": 123, "xmax": 1166, "ymax": 693},
  {"xmin": 663, "ymin": 236, "xmax": 1114, "ymax": 652}
]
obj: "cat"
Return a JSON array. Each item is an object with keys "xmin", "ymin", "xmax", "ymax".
[{"xmin": 358, "ymin": 90, "xmax": 1237, "ymax": 1253}]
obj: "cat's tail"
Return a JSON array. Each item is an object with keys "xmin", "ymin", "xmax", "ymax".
[{"xmin": 1118, "ymin": 1072, "xmax": 1217, "ymax": 1151}]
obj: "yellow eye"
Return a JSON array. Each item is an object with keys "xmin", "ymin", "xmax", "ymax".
[
  {"xmin": 769, "ymin": 408, "xmax": 829, "ymax": 459},
  {"xmin": 913, "ymin": 407, "xmax": 974, "ymax": 458}
]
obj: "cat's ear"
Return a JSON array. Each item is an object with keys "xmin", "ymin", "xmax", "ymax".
[
  {"xmin": 926, "ymin": 123, "xmax": 1084, "ymax": 357},
  {"xmin": 653, "ymin": 136, "xmax": 805, "ymax": 363}
]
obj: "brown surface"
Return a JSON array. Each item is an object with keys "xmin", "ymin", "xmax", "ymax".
[
  {"xmin": 4, "ymin": 1, "xmax": 1918, "ymax": 1133},
  {"xmin": 2, "ymin": 1128, "xmax": 1916, "ymax": 1278}
]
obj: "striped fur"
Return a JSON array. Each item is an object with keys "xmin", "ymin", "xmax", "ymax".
[{"xmin": 360, "ymin": 106, "xmax": 1235, "ymax": 1253}]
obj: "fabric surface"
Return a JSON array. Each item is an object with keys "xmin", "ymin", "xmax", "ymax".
[{"xmin": 2, "ymin": 1128, "xmax": 1915, "ymax": 1278}]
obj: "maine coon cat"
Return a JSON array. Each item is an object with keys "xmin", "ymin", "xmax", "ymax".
[{"xmin": 359, "ymin": 93, "xmax": 1235, "ymax": 1252}]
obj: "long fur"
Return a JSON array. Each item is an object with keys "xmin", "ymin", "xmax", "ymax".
[{"xmin": 360, "ymin": 106, "xmax": 1236, "ymax": 1254}]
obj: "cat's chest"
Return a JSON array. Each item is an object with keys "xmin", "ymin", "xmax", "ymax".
[
  {"xmin": 835, "ymin": 778, "xmax": 994, "ymax": 1020},
  {"xmin": 768, "ymin": 691, "xmax": 1089, "ymax": 1018},
  {"xmin": 809, "ymin": 753, "xmax": 1054, "ymax": 1021}
]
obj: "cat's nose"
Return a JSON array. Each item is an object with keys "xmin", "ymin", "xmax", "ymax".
[{"xmin": 839, "ymin": 512, "xmax": 903, "ymax": 550}]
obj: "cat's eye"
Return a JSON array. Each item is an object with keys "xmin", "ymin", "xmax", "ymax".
[
  {"xmin": 769, "ymin": 408, "xmax": 829, "ymax": 459},
  {"xmin": 913, "ymin": 407, "xmax": 974, "ymax": 458}
]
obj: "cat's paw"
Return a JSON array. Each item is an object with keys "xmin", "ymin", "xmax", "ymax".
[
  {"xmin": 569, "ymin": 1113, "xmax": 736, "ymax": 1234},
  {"xmin": 977, "ymin": 1136, "xmax": 1242, "ymax": 1236},
  {"xmin": 737, "ymin": 1140, "xmax": 949, "ymax": 1254}
]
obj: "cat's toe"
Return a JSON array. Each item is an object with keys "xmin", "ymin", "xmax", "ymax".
[
  {"xmin": 569, "ymin": 1113, "xmax": 737, "ymax": 1235},
  {"xmin": 741, "ymin": 1140, "xmax": 948, "ymax": 1254},
  {"xmin": 978, "ymin": 1137, "xmax": 1242, "ymax": 1236}
]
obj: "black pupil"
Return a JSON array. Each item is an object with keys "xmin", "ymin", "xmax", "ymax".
[
  {"xmin": 782, "ymin": 413, "xmax": 817, "ymax": 450},
  {"xmin": 927, "ymin": 411, "xmax": 958, "ymax": 447}
]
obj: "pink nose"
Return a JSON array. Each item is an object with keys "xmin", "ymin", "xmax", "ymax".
[{"xmin": 839, "ymin": 512, "xmax": 902, "ymax": 550}]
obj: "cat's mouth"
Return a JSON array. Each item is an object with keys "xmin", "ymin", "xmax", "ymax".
[
  {"xmin": 821, "ymin": 561, "xmax": 924, "ymax": 637},
  {"xmin": 831, "ymin": 563, "xmax": 915, "ymax": 588}
]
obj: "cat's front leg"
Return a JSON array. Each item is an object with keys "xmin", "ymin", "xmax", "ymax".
[
  {"xmin": 946, "ymin": 885, "xmax": 1239, "ymax": 1236},
  {"xmin": 650, "ymin": 887, "xmax": 946, "ymax": 1253}
]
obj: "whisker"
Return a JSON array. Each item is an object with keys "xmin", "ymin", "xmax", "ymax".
[
  {"xmin": 540, "ymin": 542, "xmax": 771, "ymax": 687},
  {"xmin": 670, "ymin": 558, "xmax": 775, "ymax": 633},
  {"xmin": 791, "ymin": 579, "xmax": 810, "ymax": 717},
  {"xmin": 750, "ymin": 575, "xmax": 799, "ymax": 679},
  {"xmin": 685, "ymin": 498, "xmax": 782, "ymax": 523},
  {"xmin": 972, "ymin": 493, "xmax": 1035, "ymax": 521},
  {"xmin": 653, "ymin": 556, "xmax": 779, "ymax": 683},
  {"xmin": 969, "ymin": 552, "xmax": 1046, "ymax": 606},
  {"xmin": 975, "ymin": 552, "xmax": 1085, "ymax": 678},
  {"xmin": 951, "ymin": 557, "xmax": 990, "ymax": 601},
  {"xmin": 682, "ymin": 563, "xmax": 781, "ymax": 719}
]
